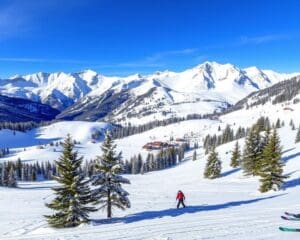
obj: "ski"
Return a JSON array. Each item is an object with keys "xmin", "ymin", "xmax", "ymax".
[
  {"xmin": 279, "ymin": 226, "xmax": 300, "ymax": 232},
  {"xmin": 285, "ymin": 212, "xmax": 300, "ymax": 218},
  {"xmin": 281, "ymin": 216, "xmax": 300, "ymax": 221}
]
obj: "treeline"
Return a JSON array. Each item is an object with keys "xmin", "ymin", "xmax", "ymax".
[
  {"xmin": 111, "ymin": 113, "xmax": 220, "ymax": 139},
  {"xmin": 0, "ymin": 121, "xmax": 52, "ymax": 132},
  {"xmin": 0, "ymin": 159, "xmax": 57, "ymax": 187},
  {"xmin": 125, "ymin": 143, "xmax": 190, "ymax": 174},
  {"xmin": 203, "ymin": 117, "xmax": 291, "ymax": 192},
  {"xmin": 0, "ymin": 148, "xmax": 10, "ymax": 158},
  {"xmin": 203, "ymin": 117, "xmax": 286, "ymax": 153},
  {"xmin": 0, "ymin": 141, "xmax": 191, "ymax": 188}
]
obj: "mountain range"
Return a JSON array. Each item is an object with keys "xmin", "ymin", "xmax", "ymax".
[{"xmin": 0, "ymin": 61, "xmax": 299, "ymax": 124}]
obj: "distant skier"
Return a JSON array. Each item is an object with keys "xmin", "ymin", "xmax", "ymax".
[{"xmin": 176, "ymin": 190, "xmax": 186, "ymax": 208}]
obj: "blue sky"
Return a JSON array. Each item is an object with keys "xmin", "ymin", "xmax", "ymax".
[{"xmin": 0, "ymin": 0, "xmax": 300, "ymax": 77}]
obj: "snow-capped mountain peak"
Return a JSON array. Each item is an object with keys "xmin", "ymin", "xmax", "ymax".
[{"xmin": 0, "ymin": 61, "xmax": 299, "ymax": 123}]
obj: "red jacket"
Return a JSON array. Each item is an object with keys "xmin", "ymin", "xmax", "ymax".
[{"xmin": 176, "ymin": 191, "xmax": 185, "ymax": 200}]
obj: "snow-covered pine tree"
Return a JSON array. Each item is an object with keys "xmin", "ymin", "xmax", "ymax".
[
  {"xmin": 289, "ymin": 119, "xmax": 295, "ymax": 130},
  {"xmin": 259, "ymin": 129, "xmax": 285, "ymax": 192},
  {"xmin": 261, "ymin": 127, "xmax": 271, "ymax": 147},
  {"xmin": 1, "ymin": 163, "xmax": 9, "ymax": 186},
  {"xmin": 295, "ymin": 125, "xmax": 300, "ymax": 143},
  {"xmin": 131, "ymin": 155, "xmax": 139, "ymax": 174},
  {"xmin": 137, "ymin": 154, "xmax": 143, "ymax": 172},
  {"xmin": 193, "ymin": 150, "xmax": 197, "ymax": 161},
  {"xmin": 204, "ymin": 148, "xmax": 222, "ymax": 179},
  {"xmin": 230, "ymin": 141, "xmax": 241, "ymax": 168},
  {"xmin": 16, "ymin": 158, "xmax": 22, "ymax": 180},
  {"xmin": 7, "ymin": 165, "xmax": 17, "ymax": 187},
  {"xmin": 45, "ymin": 135, "xmax": 95, "ymax": 228},
  {"xmin": 275, "ymin": 118, "xmax": 281, "ymax": 128},
  {"xmin": 241, "ymin": 126, "xmax": 263, "ymax": 176},
  {"xmin": 91, "ymin": 131, "xmax": 130, "ymax": 218}
]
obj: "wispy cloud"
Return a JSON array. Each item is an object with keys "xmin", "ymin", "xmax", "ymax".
[
  {"xmin": 239, "ymin": 34, "xmax": 292, "ymax": 45},
  {"xmin": 145, "ymin": 48, "xmax": 198, "ymax": 62}
]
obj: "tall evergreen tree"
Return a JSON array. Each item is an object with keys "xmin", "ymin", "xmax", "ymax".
[
  {"xmin": 230, "ymin": 141, "xmax": 241, "ymax": 168},
  {"xmin": 45, "ymin": 135, "xmax": 95, "ymax": 228},
  {"xmin": 204, "ymin": 148, "xmax": 222, "ymax": 179},
  {"xmin": 91, "ymin": 131, "xmax": 130, "ymax": 218},
  {"xmin": 289, "ymin": 119, "xmax": 295, "ymax": 130},
  {"xmin": 7, "ymin": 165, "xmax": 17, "ymax": 187},
  {"xmin": 192, "ymin": 150, "xmax": 197, "ymax": 161},
  {"xmin": 259, "ymin": 129, "xmax": 285, "ymax": 192},
  {"xmin": 241, "ymin": 126, "xmax": 263, "ymax": 176},
  {"xmin": 275, "ymin": 118, "xmax": 281, "ymax": 128},
  {"xmin": 16, "ymin": 158, "xmax": 22, "ymax": 179}
]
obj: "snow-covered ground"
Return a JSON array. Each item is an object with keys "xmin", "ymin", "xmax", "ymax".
[
  {"xmin": 1, "ymin": 125, "xmax": 300, "ymax": 240},
  {"xmin": 1, "ymin": 101, "xmax": 300, "ymax": 239},
  {"xmin": 0, "ymin": 119, "xmax": 216, "ymax": 163}
]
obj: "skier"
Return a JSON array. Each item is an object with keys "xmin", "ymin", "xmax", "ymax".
[{"xmin": 176, "ymin": 190, "xmax": 186, "ymax": 208}]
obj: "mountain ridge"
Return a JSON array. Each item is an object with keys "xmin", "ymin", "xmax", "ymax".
[{"xmin": 1, "ymin": 61, "xmax": 299, "ymax": 124}]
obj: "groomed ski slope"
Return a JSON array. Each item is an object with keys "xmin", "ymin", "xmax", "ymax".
[{"xmin": 1, "ymin": 124, "xmax": 300, "ymax": 240}]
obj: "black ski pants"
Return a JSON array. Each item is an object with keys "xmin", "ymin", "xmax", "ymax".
[{"xmin": 177, "ymin": 199, "xmax": 186, "ymax": 208}]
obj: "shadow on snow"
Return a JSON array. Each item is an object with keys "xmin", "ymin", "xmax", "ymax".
[
  {"xmin": 92, "ymin": 194, "xmax": 285, "ymax": 225},
  {"xmin": 282, "ymin": 152, "xmax": 300, "ymax": 163},
  {"xmin": 283, "ymin": 177, "xmax": 300, "ymax": 190},
  {"xmin": 221, "ymin": 168, "xmax": 241, "ymax": 177}
]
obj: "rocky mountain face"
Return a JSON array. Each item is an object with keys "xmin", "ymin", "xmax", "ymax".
[
  {"xmin": 0, "ymin": 94, "xmax": 60, "ymax": 122},
  {"xmin": 231, "ymin": 75, "xmax": 300, "ymax": 112}
]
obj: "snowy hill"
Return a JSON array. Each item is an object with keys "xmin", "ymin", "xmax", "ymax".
[
  {"xmin": 1, "ymin": 61, "xmax": 298, "ymax": 124},
  {"xmin": 0, "ymin": 121, "xmax": 112, "ymax": 149}
]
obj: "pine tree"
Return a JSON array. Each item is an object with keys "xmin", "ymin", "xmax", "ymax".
[
  {"xmin": 241, "ymin": 126, "xmax": 263, "ymax": 176},
  {"xmin": 204, "ymin": 148, "xmax": 222, "ymax": 179},
  {"xmin": 193, "ymin": 150, "xmax": 197, "ymax": 161},
  {"xmin": 16, "ymin": 158, "xmax": 22, "ymax": 180},
  {"xmin": 289, "ymin": 119, "xmax": 295, "ymax": 130},
  {"xmin": 45, "ymin": 135, "xmax": 95, "ymax": 228},
  {"xmin": 1, "ymin": 163, "xmax": 9, "ymax": 186},
  {"xmin": 91, "ymin": 131, "xmax": 130, "ymax": 218},
  {"xmin": 275, "ymin": 118, "xmax": 281, "ymax": 128},
  {"xmin": 295, "ymin": 125, "xmax": 300, "ymax": 143},
  {"xmin": 230, "ymin": 141, "xmax": 241, "ymax": 168},
  {"xmin": 131, "ymin": 155, "xmax": 139, "ymax": 174},
  {"xmin": 259, "ymin": 129, "xmax": 286, "ymax": 192},
  {"xmin": 7, "ymin": 165, "xmax": 17, "ymax": 187},
  {"xmin": 137, "ymin": 154, "xmax": 143, "ymax": 173}
]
